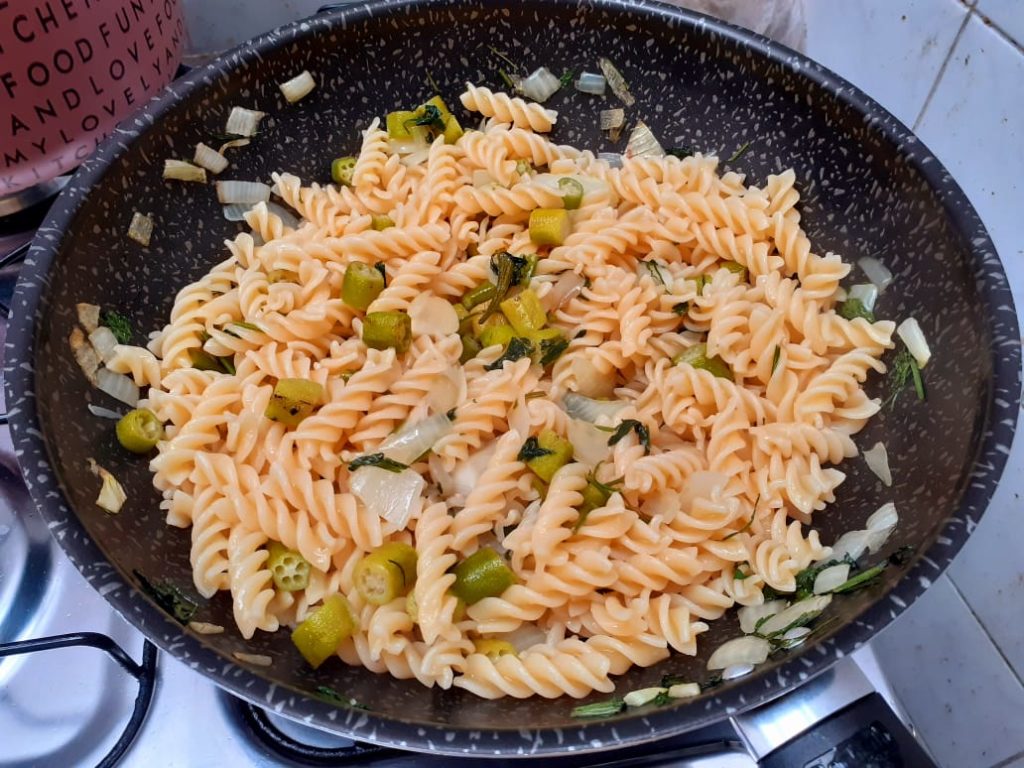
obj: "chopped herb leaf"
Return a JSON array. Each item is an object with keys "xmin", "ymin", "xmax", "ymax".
[
  {"xmin": 482, "ymin": 252, "xmax": 529, "ymax": 320},
  {"xmin": 606, "ymin": 419, "xmax": 651, "ymax": 455},
  {"xmin": 539, "ymin": 335, "xmax": 569, "ymax": 367},
  {"xmin": 793, "ymin": 555, "xmax": 855, "ymax": 600},
  {"xmin": 101, "ymin": 310, "xmax": 133, "ymax": 344},
  {"xmin": 347, "ymin": 453, "xmax": 408, "ymax": 473},
  {"xmin": 642, "ymin": 261, "xmax": 666, "ymax": 286},
  {"xmin": 374, "ymin": 262, "xmax": 387, "ymax": 286},
  {"xmin": 572, "ymin": 698, "xmax": 625, "ymax": 718},
  {"xmin": 667, "ymin": 146, "xmax": 696, "ymax": 159},
  {"xmin": 733, "ymin": 563, "xmax": 751, "ymax": 580},
  {"xmin": 559, "ymin": 68, "xmax": 577, "ymax": 89},
  {"xmin": 652, "ymin": 690, "xmax": 672, "ymax": 706},
  {"xmin": 485, "ymin": 336, "xmax": 534, "ymax": 371},
  {"xmin": 316, "ymin": 685, "xmax": 369, "ymax": 709},
  {"xmin": 446, "ymin": 407, "xmax": 457, "ymax": 421},
  {"xmin": 412, "ymin": 104, "xmax": 446, "ymax": 132},
  {"xmin": 885, "ymin": 347, "xmax": 926, "ymax": 408},
  {"xmin": 489, "ymin": 46, "xmax": 521, "ymax": 74},
  {"xmin": 832, "ymin": 561, "xmax": 888, "ymax": 594},
  {"xmin": 761, "ymin": 585, "xmax": 786, "ymax": 601},
  {"xmin": 727, "ymin": 141, "xmax": 752, "ymax": 163},
  {"xmin": 889, "ymin": 545, "xmax": 915, "ymax": 566},
  {"xmin": 723, "ymin": 513, "xmax": 754, "ymax": 540},
  {"xmin": 756, "ymin": 609, "xmax": 825, "ymax": 639},
  {"xmin": 771, "ymin": 345, "xmax": 781, "ymax": 373},
  {"xmin": 517, "ymin": 436, "xmax": 554, "ymax": 462},
  {"xmin": 425, "ymin": 70, "xmax": 441, "ymax": 94},
  {"xmin": 838, "ymin": 298, "xmax": 875, "ymax": 323},
  {"xmin": 498, "ymin": 69, "xmax": 516, "ymax": 90},
  {"xmin": 672, "ymin": 302, "xmax": 689, "ymax": 316},
  {"xmin": 699, "ymin": 675, "xmax": 723, "ymax": 692},
  {"xmin": 219, "ymin": 357, "xmax": 236, "ymax": 375},
  {"xmin": 134, "ymin": 570, "xmax": 198, "ymax": 623}
]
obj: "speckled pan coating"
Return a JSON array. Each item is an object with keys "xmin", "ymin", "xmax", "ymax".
[{"xmin": 5, "ymin": 0, "xmax": 1020, "ymax": 756}]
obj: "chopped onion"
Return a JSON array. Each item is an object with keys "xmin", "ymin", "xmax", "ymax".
[
  {"xmin": 576, "ymin": 72, "xmax": 607, "ymax": 96},
  {"xmin": 707, "ymin": 635, "xmax": 770, "ymax": 670},
  {"xmin": 222, "ymin": 203, "xmax": 252, "ymax": 222},
  {"xmin": 567, "ymin": 418, "xmax": 612, "ymax": 466},
  {"xmin": 126, "ymin": 212, "xmax": 154, "ymax": 246},
  {"xmin": 562, "ymin": 392, "xmax": 627, "ymax": 423},
  {"xmin": 409, "ymin": 295, "xmax": 460, "ymax": 336},
  {"xmin": 866, "ymin": 502, "xmax": 899, "ymax": 532},
  {"xmin": 216, "ymin": 181, "xmax": 271, "ymax": 205},
  {"xmin": 233, "ymin": 652, "xmax": 272, "ymax": 667},
  {"xmin": 97, "ymin": 367, "xmax": 140, "ymax": 407},
  {"xmin": 864, "ymin": 525, "xmax": 895, "ymax": 555},
  {"xmin": 777, "ymin": 626, "xmax": 813, "ymax": 649},
  {"xmin": 427, "ymin": 367, "xmax": 465, "ymax": 416},
  {"xmin": 597, "ymin": 152, "xmax": 623, "ymax": 168},
  {"xmin": 188, "ymin": 621, "xmax": 225, "ymax": 635},
  {"xmin": 848, "ymin": 283, "xmax": 878, "ymax": 312},
  {"xmin": 225, "ymin": 106, "xmax": 265, "ymax": 138},
  {"xmin": 495, "ymin": 623, "xmax": 547, "ymax": 653},
  {"xmin": 279, "ymin": 70, "xmax": 316, "ymax": 103},
  {"xmin": 813, "ymin": 563, "xmax": 852, "ymax": 595},
  {"xmin": 625, "ymin": 121, "xmax": 665, "ymax": 159},
  {"xmin": 896, "ymin": 317, "xmax": 931, "ymax": 369},
  {"xmin": 76, "ymin": 303, "xmax": 100, "ymax": 333},
  {"xmin": 193, "ymin": 142, "xmax": 228, "ymax": 174},
  {"xmin": 87, "ymin": 403, "xmax": 124, "ymax": 420},
  {"xmin": 754, "ymin": 595, "xmax": 832, "ymax": 637},
  {"xmin": 88, "ymin": 326, "xmax": 119, "ymax": 364},
  {"xmin": 722, "ymin": 663, "xmax": 756, "ymax": 681},
  {"xmin": 389, "ymin": 135, "xmax": 430, "ymax": 156},
  {"xmin": 598, "ymin": 57, "xmax": 635, "ymax": 106},
  {"xmin": 738, "ymin": 600, "xmax": 788, "ymax": 634},
  {"xmin": 350, "ymin": 465, "xmax": 424, "ymax": 528},
  {"xmin": 827, "ymin": 529, "xmax": 872, "ymax": 563},
  {"xmin": 857, "ymin": 257, "xmax": 893, "ymax": 293},
  {"xmin": 862, "ymin": 442, "xmax": 892, "ymax": 486},
  {"xmin": 599, "ymin": 108, "xmax": 625, "ymax": 131},
  {"xmin": 378, "ymin": 412, "xmax": 453, "ymax": 466},
  {"xmin": 519, "ymin": 66, "xmax": 560, "ymax": 103},
  {"xmin": 265, "ymin": 201, "xmax": 301, "ymax": 229},
  {"xmin": 541, "ymin": 271, "xmax": 585, "ymax": 312},
  {"xmin": 624, "ymin": 687, "xmax": 667, "ymax": 707},
  {"xmin": 668, "ymin": 682, "xmax": 700, "ymax": 699},
  {"xmin": 89, "ymin": 459, "xmax": 126, "ymax": 514},
  {"xmin": 452, "ymin": 440, "xmax": 498, "ymax": 498},
  {"xmin": 163, "ymin": 159, "xmax": 206, "ymax": 183}
]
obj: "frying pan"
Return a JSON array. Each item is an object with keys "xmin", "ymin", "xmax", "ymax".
[{"xmin": 6, "ymin": 0, "xmax": 1021, "ymax": 756}]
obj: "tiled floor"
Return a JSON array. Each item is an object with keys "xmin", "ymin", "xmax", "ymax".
[{"xmin": 804, "ymin": 1, "xmax": 1024, "ymax": 766}]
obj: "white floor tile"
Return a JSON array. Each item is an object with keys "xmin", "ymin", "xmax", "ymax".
[
  {"xmin": 871, "ymin": 576, "xmax": 1024, "ymax": 768},
  {"xmin": 803, "ymin": 0, "xmax": 969, "ymax": 126},
  {"xmin": 978, "ymin": 0, "xmax": 1024, "ymax": 48}
]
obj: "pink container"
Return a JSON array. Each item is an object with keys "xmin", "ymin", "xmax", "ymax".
[{"xmin": 1, "ymin": 0, "xmax": 186, "ymax": 197}]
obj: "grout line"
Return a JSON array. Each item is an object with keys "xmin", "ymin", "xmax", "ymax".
[
  {"xmin": 912, "ymin": 8, "xmax": 974, "ymax": 131},
  {"xmin": 946, "ymin": 576, "xmax": 1024, "ymax": 690},
  {"xmin": 991, "ymin": 748, "xmax": 1024, "ymax": 768}
]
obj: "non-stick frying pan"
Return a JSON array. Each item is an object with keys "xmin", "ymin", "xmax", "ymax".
[{"xmin": 6, "ymin": 0, "xmax": 1020, "ymax": 756}]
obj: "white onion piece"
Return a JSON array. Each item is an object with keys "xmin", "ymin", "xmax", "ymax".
[
  {"xmin": 222, "ymin": 203, "xmax": 251, "ymax": 222},
  {"xmin": 89, "ymin": 459, "xmax": 126, "ymax": 514},
  {"xmin": 408, "ymin": 294, "xmax": 460, "ymax": 336},
  {"xmin": 541, "ymin": 271, "xmax": 585, "ymax": 312},
  {"xmin": 813, "ymin": 563, "xmax": 852, "ymax": 595},
  {"xmin": 88, "ymin": 327, "xmax": 119, "ymax": 363},
  {"xmin": 193, "ymin": 142, "xmax": 228, "ymax": 174},
  {"xmin": 779, "ymin": 626, "xmax": 812, "ymax": 648},
  {"xmin": 755, "ymin": 595, "xmax": 832, "ymax": 637},
  {"xmin": 427, "ymin": 367, "xmax": 465, "ymax": 417},
  {"xmin": 738, "ymin": 600, "xmax": 788, "ymax": 634},
  {"xmin": 279, "ymin": 70, "xmax": 316, "ymax": 103},
  {"xmin": 565, "ymin": 356, "xmax": 617, "ymax": 399},
  {"xmin": 864, "ymin": 525, "xmax": 895, "ymax": 555},
  {"xmin": 707, "ymin": 636, "xmax": 770, "ymax": 670},
  {"xmin": 350, "ymin": 466, "xmax": 424, "ymax": 528},
  {"xmin": 833, "ymin": 286, "xmax": 847, "ymax": 302},
  {"xmin": 625, "ymin": 121, "xmax": 665, "ymax": 159},
  {"xmin": 668, "ymin": 682, "xmax": 700, "ymax": 699},
  {"xmin": 858, "ymin": 257, "xmax": 893, "ymax": 292},
  {"xmin": 567, "ymin": 418, "xmax": 612, "ymax": 466},
  {"xmin": 389, "ymin": 136, "xmax": 429, "ymax": 156},
  {"xmin": 598, "ymin": 57, "xmax": 635, "ymax": 106},
  {"xmin": 862, "ymin": 442, "xmax": 892, "ymax": 486},
  {"xmin": 162, "ymin": 159, "xmax": 206, "ymax": 183},
  {"xmin": 266, "ymin": 202, "xmax": 301, "ymax": 230},
  {"xmin": 896, "ymin": 317, "xmax": 931, "ymax": 369},
  {"xmin": 452, "ymin": 440, "xmax": 498, "ymax": 498},
  {"xmin": 576, "ymin": 72, "xmax": 607, "ymax": 95},
  {"xmin": 378, "ymin": 412, "xmax": 453, "ymax": 466},
  {"xmin": 216, "ymin": 181, "xmax": 271, "ymax": 205},
  {"xmin": 866, "ymin": 502, "xmax": 899, "ymax": 532},
  {"xmin": 562, "ymin": 392, "xmax": 626, "ymax": 423},
  {"xmin": 224, "ymin": 106, "xmax": 265, "ymax": 137},
  {"xmin": 87, "ymin": 403, "xmax": 124, "ymax": 420},
  {"xmin": 722, "ymin": 663, "xmax": 756, "ymax": 681},
  {"xmin": 624, "ymin": 687, "xmax": 667, "ymax": 707},
  {"xmin": 76, "ymin": 303, "xmax": 100, "ymax": 333},
  {"xmin": 596, "ymin": 152, "xmax": 623, "ymax": 168},
  {"xmin": 519, "ymin": 66, "xmax": 560, "ymax": 103},
  {"xmin": 496, "ymin": 623, "xmax": 548, "ymax": 653},
  {"xmin": 126, "ymin": 212, "xmax": 153, "ymax": 246},
  {"xmin": 826, "ymin": 529, "xmax": 871, "ymax": 563},
  {"xmin": 97, "ymin": 367, "xmax": 139, "ymax": 407},
  {"xmin": 599, "ymin": 108, "xmax": 625, "ymax": 130},
  {"xmin": 400, "ymin": 147, "xmax": 431, "ymax": 167},
  {"xmin": 848, "ymin": 283, "xmax": 878, "ymax": 312}
]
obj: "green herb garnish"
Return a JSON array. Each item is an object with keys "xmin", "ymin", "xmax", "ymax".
[
  {"xmin": 723, "ymin": 512, "xmax": 754, "ymax": 540},
  {"xmin": 831, "ymin": 561, "xmax": 888, "ymax": 594},
  {"xmin": 727, "ymin": 141, "xmax": 752, "ymax": 163},
  {"xmin": 485, "ymin": 336, "xmax": 534, "ymax": 371},
  {"xmin": 885, "ymin": 347, "xmax": 926, "ymax": 408},
  {"xmin": 733, "ymin": 563, "xmax": 751, "ymax": 580},
  {"xmin": 539, "ymin": 335, "xmax": 569, "ymax": 367},
  {"xmin": 134, "ymin": 570, "xmax": 198, "ymax": 623},
  {"xmin": 667, "ymin": 146, "xmax": 695, "ymax": 159},
  {"xmin": 672, "ymin": 302, "xmax": 689, "ymax": 316},
  {"xmin": 606, "ymin": 419, "xmax": 651, "ymax": 455},
  {"xmin": 316, "ymin": 685, "xmax": 369, "ymax": 709},
  {"xmin": 771, "ymin": 345, "xmax": 781, "ymax": 373},
  {"xmin": 559, "ymin": 68, "xmax": 577, "ymax": 89},
  {"xmin": 517, "ymin": 436, "xmax": 554, "ymax": 462},
  {"xmin": 572, "ymin": 698, "xmax": 625, "ymax": 718},
  {"xmin": 482, "ymin": 252, "xmax": 530, "ymax": 320},
  {"xmin": 838, "ymin": 298, "xmax": 875, "ymax": 323},
  {"xmin": 412, "ymin": 104, "xmax": 446, "ymax": 132},
  {"xmin": 489, "ymin": 46, "xmax": 521, "ymax": 73},
  {"xmin": 374, "ymin": 261, "xmax": 387, "ymax": 285},
  {"xmin": 347, "ymin": 453, "xmax": 409, "ymax": 473},
  {"xmin": 793, "ymin": 555, "xmax": 855, "ymax": 600},
  {"xmin": 101, "ymin": 310, "xmax": 133, "ymax": 344}
]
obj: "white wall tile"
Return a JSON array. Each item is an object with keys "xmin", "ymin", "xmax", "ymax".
[
  {"xmin": 977, "ymin": 0, "xmax": 1024, "ymax": 48},
  {"xmin": 871, "ymin": 576, "xmax": 1024, "ymax": 768},
  {"xmin": 803, "ymin": 0, "xmax": 969, "ymax": 126}
]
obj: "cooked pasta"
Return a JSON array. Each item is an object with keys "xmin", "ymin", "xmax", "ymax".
[{"xmin": 125, "ymin": 83, "xmax": 894, "ymax": 699}]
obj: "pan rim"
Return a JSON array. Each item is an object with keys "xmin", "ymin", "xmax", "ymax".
[{"xmin": 5, "ymin": 0, "xmax": 1021, "ymax": 755}]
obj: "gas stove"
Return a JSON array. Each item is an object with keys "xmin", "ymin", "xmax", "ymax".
[{"xmin": 0, "ymin": 190, "xmax": 936, "ymax": 767}]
